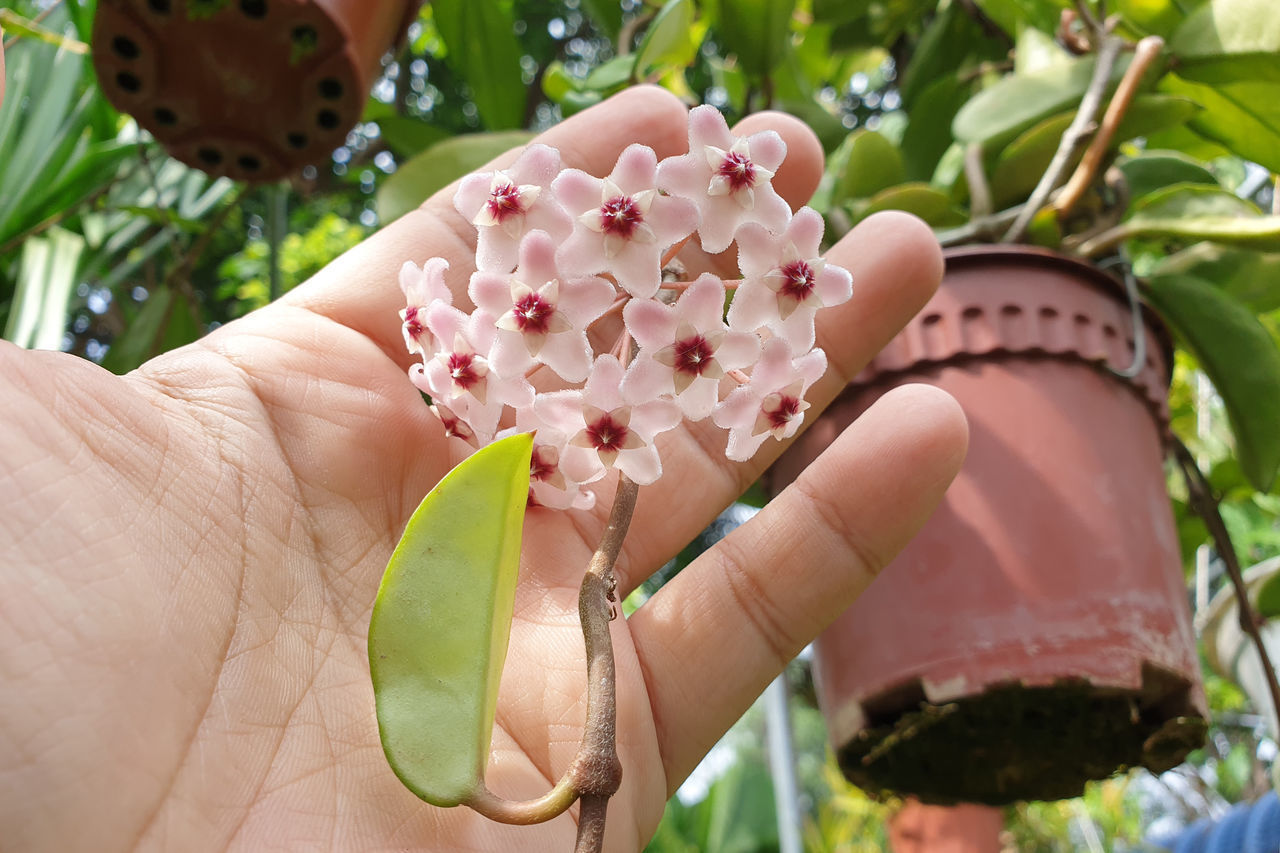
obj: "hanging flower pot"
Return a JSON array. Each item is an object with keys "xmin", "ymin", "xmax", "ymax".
[
  {"xmin": 92, "ymin": 0, "xmax": 422, "ymax": 182},
  {"xmin": 771, "ymin": 245, "xmax": 1208, "ymax": 805}
]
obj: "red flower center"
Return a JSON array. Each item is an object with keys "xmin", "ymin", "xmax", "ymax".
[
  {"xmin": 672, "ymin": 334, "xmax": 716, "ymax": 377},
  {"xmin": 512, "ymin": 292, "xmax": 554, "ymax": 334},
  {"xmin": 403, "ymin": 305, "xmax": 424, "ymax": 339},
  {"xmin": 586, "ymin": 412, "xmax": 630, "ymax": 453},
  {"xmin": 529, "ymin": 447, "xmax": 557, "ymax": 482},
  {"xmin": 599, "ymin": 195, "xmax": 643, "ymax": 238},
  {"xmin": 447, "ymin": 352, "xmax": 482, "ymax": 390},
  {"xmin": 777, "ymin": 260, "xmax": 816, "ymax": 302},
  {"xmin": 485, "ymin": 182, "xmax": 524, "ymax": 222},
  {"xmin": 717, "ymin": 151, "xmax": 757, "ymax": 192},
  {"xmin": 765, "ymin": 395, "xmax": 803, "ymax": 431}
]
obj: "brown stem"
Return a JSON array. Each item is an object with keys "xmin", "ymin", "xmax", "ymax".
[
  {"xmin": 1173, "ymin": 439, "xmax": 1280, "ymax": 731},
  {"xmin": 1002, "ymin": 31, "xmax": 1123, "ymax": 243},
  {"xmin": 1054, "ymin": 36, "xmax": 1164, "ymax": 218},
  {"xmin": 571, "ymin": 474, "xmax": 638, "ymax": 851}
]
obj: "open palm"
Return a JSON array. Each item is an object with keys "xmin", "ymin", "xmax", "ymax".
[{"xmin": 0, "ymin": 87, "xmax": 966, "ymax": 852}]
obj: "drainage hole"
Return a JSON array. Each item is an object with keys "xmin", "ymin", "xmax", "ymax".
[
  {"xmin": 197, "ymin": 147, "xmax": 223, "ymax": 167},
  {"xmin": 153, "ymin": 107, "xmax": 178, "ymax": 126},
  {"xmin": 318, "ymin": 77, "xmax": 343, "ymax": 99},
  {"xmin": 240, "ymin": 0, "xmax": 267, "ymax": 18},
  {"xmin": 316, "ymin": 109, "xmax": 340, "ymax": 130},
  {"xmin": 111, "ymin": 36, "xmax": 140, "ymax": 59},
  {"xmin": 237, "ymin": 155, "xmax": 262, "ymax": 172},
  {"xmin": 147, "ymin": 0, "xmax": 171, "ymax": 12},
  {"xmin": 116, "ymin": 71, "xmax": 142, "ymax": 93},
  {"xmin": 286, "ymin": 132, "xmax": 308, "ymax": 149}
]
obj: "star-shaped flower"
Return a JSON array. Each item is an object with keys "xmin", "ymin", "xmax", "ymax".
[
  {"xmin": 453, "ymin": 144, "xmax": 573, "ymax": 273},
  {"xmin": 415, "ymin": 303, "xmax": 534, "ymax": 441},
  {"xmin": 656, "ymin": 105, "xmax": 791, "ymax": 254},
  {"xmin": 399, "ymin": 257, "xmax": 452, "ymax": 355},
  {"xmin": 712, "ymin": 338, "xmax": 827, "ymax": 462},
  {"xmin": 727, "ymin": 207, "xmax": 853, "ymax": 351},
  {"xmin": 533, "ymin": 355, "xmax": 681, "ymax": 485},
  {"xmin": 469, "ymin": 230, "xmax": 616, "ymax": 383},
  {"xmin": 552, "ymin": 144, "xmax": 698, "ymax": 298},
  {"xmin": 624, "ymin": 273, "xmax": 761, "ymax": 420},
  {"xmin": 513, "ymin": 410, "xmax": 597, "ymax": 510}
]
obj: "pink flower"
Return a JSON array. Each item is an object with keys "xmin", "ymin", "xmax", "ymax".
[
  {"xmin": 624, "ymin": 273, "xmax": 761, "ymax": 420},
  {"xmin": 513, "ymin": 410, "xmax": 597, "ymax": 510},
  {"xmin": 399, "ymin": 257, "xmax": 453, "ymax": 355},
  {"xmin": 552, "ymin": 144, "xmax": 698, "ymax": 298},
  {"xmin": 727, "ymin": 207, "xmax": 853, "ymax": 351},
  {"xmin": 469, "ymin": 231, "xmax": 616, "ymax": 383},
  {"xmin": 712, "ymin": 338, "xmax": 827, "ymax": 462},
  {"xmin": 656, "ymin": 105, "xmax": 791, "ymax": 254},
  {"xmin": 415, "ymin": 303, "xmax": 534, "ymax": 441},
  {"xmin": 453, "ymin": 144, "xmax": 573, "ymax": 273},
  {"xmin": 533, "ymin": 355, "xmax": 681, "ymax": 485}
]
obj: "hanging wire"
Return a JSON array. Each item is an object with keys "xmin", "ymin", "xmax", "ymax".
[{"xmin": 1098, "ymin": 256, "xmax": 1147, "ymax": 379}]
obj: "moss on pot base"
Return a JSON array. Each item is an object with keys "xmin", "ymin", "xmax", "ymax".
[{"xmin": 837, "ymin": 682, "xmax": 1207, "ymax": 806}]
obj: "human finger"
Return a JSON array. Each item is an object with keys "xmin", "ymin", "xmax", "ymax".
[
  {"xmin": 629, "ymin": 382, "xmax": 969, "ymax": 790},
  {"xmin": 613, "ymin": 211, "xmax": 946, "ymax": 594}
]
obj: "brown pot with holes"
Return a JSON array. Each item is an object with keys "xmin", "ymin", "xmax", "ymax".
[
  {"xmin": 93, "ymin": 0, "xmax": 422, "ymax": 182},
  {"xmin": 771, "ymin": 245, "xmax": 1208, "ymax": 805}
]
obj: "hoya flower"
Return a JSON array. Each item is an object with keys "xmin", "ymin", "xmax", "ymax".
[
  {"xmin": 399, "ymin": 257, "xmax": 453, "ymax": 355},
  {"xmin": 454, "ymin": 144, "xmax": 573, "ymax": 273},
  {"xmin": 624, "ymin": 273, "xmax": 761, "ymax": 420},
  {"xmin": 415, "ymin": 302, "xmax": 534, "ymax": 441},
  {"xmin": 429, "ymin": 400, "xmax": 478, "ymax": 446},
  {"xmin": 727, "ymin": 207, "xmax": 853, "ymax": 351},
  {"xmin": 469, "ymin": 230, "xmax": 616, "ymax": 383},
  {"xmin": 513, "ymin": 410, "xmax": 597, "ymax": 511},
  {"xmin": 533, "ymin": 355, "xmax": 681, "ymax": 486},
  {"xmin": 553, "ymin": 144, "xmax": 698, "ymax": 298},
  {"xmin": 713, "ymin": 338, "xmax": 827, "ymax": 462},
  {"xmin": 656, "ymin": 105, "xmax": 791, "ymax": 254}
]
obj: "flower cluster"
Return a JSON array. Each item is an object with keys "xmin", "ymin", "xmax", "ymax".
[{"xmin": 399, "ymin": 105, "xmax": 852, "ymax": 510}]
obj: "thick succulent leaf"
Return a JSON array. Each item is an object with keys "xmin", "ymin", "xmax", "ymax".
[
  {"xmin": 1159, "ymin": 75, "xmax": 1280, "ymax": 172},
  {"xmin": 708, "ymin": 0, "xmax": 796, "ymax": 79},
  {"xmin": 1117, "ymin": 0, "xmax": 1187, "ymax": 38},
  {"xmin": 952, "ymin": 53, "xmax": 1132, "ymax": 149},
  {"xmin": 369, "ymin": 433, "xmax": 534, "ymax": 806},
  {"xmin": 1151, "ymin": 244, "xmax": 1280, "ymax": 313},
  {"xmin": 855, "ymin": 183, "xmax": 965, "ymax": 227},
  {"xmin": 1116, "ymin": 151, "xmax": 1218, "ymax": 202},
  {"xmin": 634, "ymin": 0, "xmax": 701, "ymax": 78},
  {"xmin": 1169, "ymin": 0, "xmax": 1280, "ymax": 84},
  {"xmin": 901, "ymin": 75, "xmax": 967, "ymax": 181},
  {"xmin": 1143, "ymin": 274, "xmax": 1280, "ymax": 492},
  {"xmin": 831, "ymin": 130, "xmax": 905, "ymax": 204},
  {"xmin": 432, "ymin": 0, "xmax": 526, "ymax": 130},
  {"xmin": 376, "ymin": 131, "xmax": 534, "ymax": 224}
]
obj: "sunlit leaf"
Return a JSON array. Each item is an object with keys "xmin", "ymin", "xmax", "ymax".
[
  {"xmin": 1169, "ymin": 0, "xmax": 1280, "ymax": 83},
  {"xmin": 369, "ymin": 433, "xmax": 533, "ymax": 806},
  {"xmin": 634, "ymin": 0, "xmax": 701, "ymax": 78},
  {"xmin": 376, "ymin": 131, "xmax": 534, "ymax": 224},
  {"xmin": 1159, "ymin": 74, "xmax": 1280, "ymax": 172},
  {"xmin": 1144, "ymin": 274, "xmax": 1280, "ymax": 492},
  {"xmin": 831, "ymin": 129, "xmax": 905, "ymax": 205},
  {"xmin": 432, "ymin": 0, "xmax": 526, "ymax": 130},
  {"xmin": 1116, "ymin": 151, "xmax": 1218, "ymax": 203}
]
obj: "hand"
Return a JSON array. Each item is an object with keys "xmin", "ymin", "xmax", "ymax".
[{"xmin": 0, "ymin": 86, "xmax": 967, "ymax": 851}]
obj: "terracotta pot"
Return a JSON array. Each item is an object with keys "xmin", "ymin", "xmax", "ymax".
[
  {"xmin": 772, "ymin": 246, "xmax": 1207, "ymax": 805},
  {"xmin": 93, "ymin": 0, "xmax": 422, "ymax": 182},
  {"xmin": 889, "ymin": 799, "xmax": 1004, "ymax": 853}
]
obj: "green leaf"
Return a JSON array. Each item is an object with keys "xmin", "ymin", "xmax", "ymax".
[
  {"xmin": 1255, "ymin": 571, "xmax": 1280, "ymax": 619},
  {"xmin": 585, "ymin": 54, "xmax": 637, "ymax": 91},
  {"xmin": 952, "ymin": 53, "xmax": 1131, "ymax": 149},
  {"xmin": 857, "ymin": 183, "xmax": 965, "ymax": 226},
  {"xmin": 1014, "ymin": 26, "xmax": 1073, "ymax": 75},
  {"xmin": 431, "ymin": 0, "xmax": 526, "ymax": 130},
  {"xmin": 1129, "ymin": 182, "xmax": 1261, "ymax": 220},
  {"xmin": 708, "ymin": 0, "xmax": 796, "ymax": 79},
  {"xmin": 1117, "ymin": 0, "xmax": 1187, "ymax": 38},
  {"xmin": 0, "ymin": 9, "xmax": 88, "ymax": 53},
  {"xmin": 1169, "ymin": 0, "xmax": 1280, "ymax": 83},
  {"xmin": 3, "ymin": 228, "xmax": 83, "ymax": 350},
  {"xmin": 900, "ymin": 75, "xmax": 967, "ymax": 181},
  {"xmin": 99, "ymin": 285, "xmax": 175, "ymax": 374},
  {"xmin": 1151, "ymin": 244, "xmax": 1280, "ymax": 313},
  {"xmin": 1116, "ymin": 151, "xmax": 1219, "ymax": 202},
  {"xmin": 581, "ymin": 0, "xmax": 625, "ymax": 38},
  {"xmin": 1159, "ymin": 74, "xmax": 1280, "ymax": 172},
  {"xmin": 376, "ymin": 130, "xmax": 534, "ymax": 224},
  {"xmin": 369, "ymin": 433, "xmax": 533, "ymax": 806},
  {"xmin": 831, "ymin": 130, "xmax": 906, "ymax": 205},
  {"xmin": 1144, "ymin": 274, "xmax": 1280, "ymax": 492},
  {"xmin": 970, "ymin": 0, "xmax": 1068, "ymax": 37},
  {"xmin": 377, "ymin": 117, "xmax": 450, "ymax": 159},
  {"xmin": 634, "ymin": 0, "xmax": 702, "ymax": 78}
]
